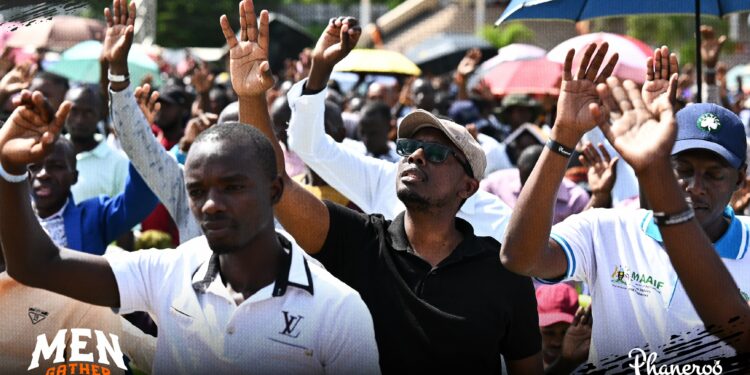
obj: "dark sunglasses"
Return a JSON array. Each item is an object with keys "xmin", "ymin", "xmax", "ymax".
[{"xmin": 396, "ymin": 138, "xmax": 474, "ymax": 178}]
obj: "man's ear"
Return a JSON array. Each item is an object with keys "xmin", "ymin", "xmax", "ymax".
[
  {"xmin": 737, "ymin": 163, "xmax": 748, "ymax": 190},
  {"xmin": 270, "ymin": 175, "xmax": 284, "ymax": 205},
  {"xmin": 72, "ymin": 170, "xmax": 79, "ymax": 185},
  {"xmin": 458, "ymin": 176, "xmax": 479, "ymax": 200}
]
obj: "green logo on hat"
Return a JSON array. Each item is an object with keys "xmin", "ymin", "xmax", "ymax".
[{"xmin": 696, "ymin": 113, "xmax": 721, "ymax": 133}]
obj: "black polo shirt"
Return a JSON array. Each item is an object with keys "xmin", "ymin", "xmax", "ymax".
[{"xmin": 316, "ymin": 201, "xmax": 541, "ymax": 374}]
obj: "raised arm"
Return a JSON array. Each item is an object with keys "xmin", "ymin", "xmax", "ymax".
[
  {"xmin": 0, "ymin": 90, "xmax": 119, "ymax": 307},
  {"xmin": 598, "ymin": 71, "xmax": 750, "ymax": 352},
  {"xmin": 103, "ymin": 0, "xmax": 202, "ymax": 242},
  {"xmin": 500, "ymin": 43, "xmax": 618, "ymax": 279},
  {"xmin": 224, "ymin": 2, "xmax": 360, "ymax": 253}
]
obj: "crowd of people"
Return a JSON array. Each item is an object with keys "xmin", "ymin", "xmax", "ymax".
[{"xmin": 1, "ymin": 0, "xmax": 750, "ymax": 373}]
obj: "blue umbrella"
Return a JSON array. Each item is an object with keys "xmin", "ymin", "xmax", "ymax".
[
  {"xmin": 46, "ymin": 40, "xmax": 162, "ymax": 87},
  {"xmin": 496, "ymin": 0, "xmax": 750, "ymax": 102}
]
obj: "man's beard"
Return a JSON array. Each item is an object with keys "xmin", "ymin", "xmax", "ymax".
[
  {"xmin": 206, "ymin": 239, "xmax": 242, "ymax": 255},
  {"xmin": 397, "ymin": 187, "xmax": 431, "ymax": 211}
]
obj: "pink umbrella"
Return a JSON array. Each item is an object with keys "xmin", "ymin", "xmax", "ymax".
[
  {"xmin": 547, "ymin": 32, "xmax": 652, "ymax": 84},
  {"xmin": 481, "ymin": 57, "xmax": 562, "ymax": 96},
  {"xmin": 6, "ymin": 16, "xmax": 105, "ymax": 52}
]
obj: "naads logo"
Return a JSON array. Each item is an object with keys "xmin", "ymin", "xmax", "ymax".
[
  {"xmin": 28, "ymin": 329, "xmax": 126, "ymax": 374},
  {"xmin": 611, "ymin": 265, "xmax": 666, "ymax": 298}
]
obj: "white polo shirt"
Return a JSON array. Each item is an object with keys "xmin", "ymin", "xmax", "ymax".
[
  {"xmin": 105, "ymin": 234, "xmax": 380, "ymax": 374},
  {"xmin": 546, "ymin": 207, "xmax": 750, "ymax": 367}
]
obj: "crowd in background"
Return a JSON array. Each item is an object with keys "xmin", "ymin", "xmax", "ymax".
[{"xmin": 1, "ymin": 0, "xmax": 750, "ymax": 374}]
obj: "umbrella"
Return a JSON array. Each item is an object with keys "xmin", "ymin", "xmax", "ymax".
[
  {"xmin": 547, "ymin": 33, "xmax": 652, "ymax": 84},
  {"xmin": 404, "ymin": 33, "xmax": 496, "ymax": 75},
  {"xmin": 480, "ymin": 57, "xmax": 562, "ymax": 96},
  {"xmin": 467, "ymin": 43, "xmax": 547, "ymax": 89},
  {"xmin": 46, "ymin": 40, "xmax": 162, "ymax": 87},
  {"xmin": 496, "ymin": 0, "xmax": 750, "ymax": 102},
  {"xmin": 6, "ymin": 16, "xmax": 105, "ymax": 52},
  {"xmin": 497, "ymin": 0, "xmax": 749, "ymax": 23},
  {"xmin": 726, "ymin": 64, "xmax": 750, "ymax": 93},
  {"xmin": 333, "ymin": 49, "xmax": 421, "ymax": 76}
]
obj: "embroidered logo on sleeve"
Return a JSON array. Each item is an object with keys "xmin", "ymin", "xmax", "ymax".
[{"xmin": 28, "ymin": 307, "xmax": 49, "ymax": 325}]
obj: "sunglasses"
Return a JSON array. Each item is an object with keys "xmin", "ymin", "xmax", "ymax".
[{"xmin": 396, "ymin": 138, "xmax": 474, "ymax": 178}]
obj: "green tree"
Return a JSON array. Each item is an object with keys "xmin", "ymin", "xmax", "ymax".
[{"xmin": 480, "ymin": 22, "xmax": 535, "ymax": 49}]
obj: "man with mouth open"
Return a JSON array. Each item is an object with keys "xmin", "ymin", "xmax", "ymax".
[{"xmin": 235, "ymin": 12, "xmax": 544, "ymax": 374}]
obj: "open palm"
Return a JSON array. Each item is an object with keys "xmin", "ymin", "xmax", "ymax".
[
  {"xmin": 555, "ymin": 43, "xmax": 618, "ymax": 136},
  {"xmin": 642, "ymin": 46, "xmax": 678, "ymax": 115},
  {"xmin": 102, "ymin": 0, "xmax": 135, "ymax": 66},
  {"xmin": 596, "ymin": 77, "xmax": 678, "ymax": 175},
  {"xmin": 220, "ymin": 0, "xmax": 273, "ymax": 97}
]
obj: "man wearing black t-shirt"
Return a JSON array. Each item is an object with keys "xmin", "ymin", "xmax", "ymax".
[{"xmin": 233, "ymin": 13, "xmax": 544, "ymax": 374}]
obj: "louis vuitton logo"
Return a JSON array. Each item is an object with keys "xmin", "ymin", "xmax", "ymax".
[{"xmin": 279, "ymin": 311, "xmax": 304, "ymax": 338}]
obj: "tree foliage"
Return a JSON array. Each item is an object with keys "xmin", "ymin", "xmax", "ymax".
[{"xmin": 480, "ymin": 23, "xmax": 535, "ymax": 49}]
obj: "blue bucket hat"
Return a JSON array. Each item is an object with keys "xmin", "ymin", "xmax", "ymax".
[{"xmin": 672, "ymin": 103, "xmax": 747, "ymax": 169}]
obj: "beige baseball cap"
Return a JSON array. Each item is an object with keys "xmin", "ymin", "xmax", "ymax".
[{"xmin": 398, "ymin": 109, "xmax": 486, "ymax": 180}]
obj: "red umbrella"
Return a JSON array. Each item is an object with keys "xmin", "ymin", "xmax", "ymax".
[
  {"xmin": 481, "ymin": 57, "xmax": 562, "ymax": 96},
  {"xmin": 6, "ymin": 16, "xmax": 105, "ymax": 52}
]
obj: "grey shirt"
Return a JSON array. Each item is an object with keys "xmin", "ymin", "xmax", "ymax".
[{"xmin": 110, "ymin": 86, "xmax": 203, "ymax": 243}]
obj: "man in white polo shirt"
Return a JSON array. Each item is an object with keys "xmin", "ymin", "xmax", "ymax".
[
  {"xmin": 0, "ymin": 3, "xmax": 379, "ymax": 373},
  {"xmin": 0, "ymin": 95, "xmax": 379, "ymax": 374},
  {"xmin": 501, "ymin": 43, "xmax": 750, "ymax": 368}
]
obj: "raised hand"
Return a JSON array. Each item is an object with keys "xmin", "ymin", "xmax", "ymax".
[
  {"xmin": 311, "ymin": 17, "xmax": 361, "ymax": 70},
  {"xmin": 102, "ymin": 0, "xmax": 136, "ymax": 72},
  {"xmin": 180, "ymin": 112, "xmax": 219, "ymax": 152},
  {"xmin": 593, "ymin": 75, "xmax": 678, "ymax": 175},
  {"xmin": 554, "ymin": 43, "xmax": 618, "ymax": 142},
  {"xmin": 0, "ymin": 62, "xmax": 37, "ymax": 98},
  {"xmin": 191, "ymin": 63, "xmax": 215, "ymax": 95},
  {"xmin": 560, "ymin": 306, "xmax": 592, "ymax": 367},
  {"xmin": 0, "ymin": 91, "xmax": 71, "ymax": 174},
  {"xmin": 456, "ymin": 48, "xmax": 482, "ymax": 78},
  {"xmin": 134, "ymin": 83, "xmax": 160, "ymax": 124},
  {"xmin": 700, "ymin": 25, "xmax": 727, "ymax": 69},
  {"xmin": 643, "ymin": 46, "xmax": 678, "ymax": 114},
  {"xmin": 579, "ymin": 142, "xmax": 618, "ymax": 198},
  {"xmin": 220, "ymin": 0, "xmax": 274, "ymax": 97}
]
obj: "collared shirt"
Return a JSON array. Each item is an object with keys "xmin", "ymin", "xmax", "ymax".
[
  {"xmin": 287, "ymin": 79, "xmax": 513, "ymax": 242},
  {"xmin": 480, "ymin": 168, "xmax": 589, "ymax": 224},
  {"xmin": 547, "ymin": 207, "xmax": 750, "ymax": 367},
  {"xmin": 0, "ymin": 272, "xmax": 155, "ymax": 375},
  {"xmin": 316, "ymin": 202, "xmax": 540, "ymax": 374},
  {"xmin": 37, "ymin": 199, "xmax": 70, "ymax": 247},
  {"xmin": 69, "ymin": 134, "xmax": 130, "ymax": 204},
  {"xmin": 105, "ymin": 233, "xmax": 380, "ymax": 374}
]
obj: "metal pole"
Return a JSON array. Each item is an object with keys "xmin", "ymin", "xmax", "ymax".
[
  {"xmin": 695, "ymin": 0, "xmax": 702, "ymax": 103},
  {"xmin": 475, "ymin": 0, "xmax": 486, "ymax": 35},
  {"xmin": 361, "ymin": 0, "xmax": 371, "ymax": 27}
]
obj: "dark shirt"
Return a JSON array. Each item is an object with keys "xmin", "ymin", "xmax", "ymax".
[{"xmin": 316, "ymin": 201, "xmax": 541, "ymax": 374}]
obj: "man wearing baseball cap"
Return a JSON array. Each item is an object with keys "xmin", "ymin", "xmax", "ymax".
[
  {"xmin": 237, "ymin": 17, "xmax": 543, "ymax": 374},
  {"xmin": 502, "ymin": 42, "xmax": 750, "ymax": 367}
]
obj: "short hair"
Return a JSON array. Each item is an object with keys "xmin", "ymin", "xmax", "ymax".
[
  {"xmin": 54, "ymin": 137, "xmax": 77, "ymax": 169},
  {"xmin": 218, "ymin": 101, "xmax": 239, "ymax": 124},
  {"xmin": 192, "ymin": 122, "xmax": 277, "ymax": 181},
  {"xmin": 34, "ymin": 71, "xmax": 70, "ymax": 91},
  {"xmin": 360, "ymin": 101, "xmax": 392, "ymax": 126},
  {"xmin": 65, "ymin": 85, "xmax": 102, "ymax": 110}
]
